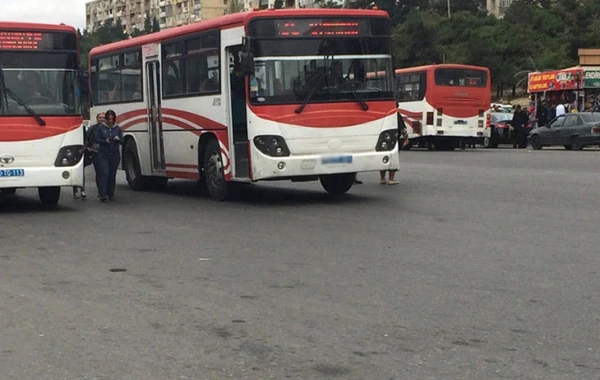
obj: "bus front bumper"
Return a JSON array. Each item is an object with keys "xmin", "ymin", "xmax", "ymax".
[
  {"xmin": 0, "ymin": 161, "xmax": 84, "ymax": 189},
  {"xmin": 251, "ymin": 150, "xmax": 400, "ymax": 181}
]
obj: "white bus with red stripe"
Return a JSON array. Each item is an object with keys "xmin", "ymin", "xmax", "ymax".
[
  {"xmin": 395, "ymin": 64, "xmax": 491, "ymax": 150},
  {"xmin": 89, "ymin": 8, "xmax": 399, "ymax": 201},
  {"xmin": 0, "ymin": 22, "xmax": 85, "ymax": 206}
]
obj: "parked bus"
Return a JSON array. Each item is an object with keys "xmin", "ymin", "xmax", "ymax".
[
  {"xmin": 88, "ymin": 8, "xmax": 400, "ymax": 201},
  {"xmin": 395, "ymin": 64, "xmax": 491, "ymax": 150},
  {"xmin": 0, "ymin": 22, "xmax": 85, "ymax": 205}
]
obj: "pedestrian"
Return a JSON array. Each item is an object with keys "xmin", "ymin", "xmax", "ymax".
[
  {"xmin": 536, "ymin": 99, "xmax": 549, "ymax": 128},
  {"xmin": 511, "ymin": 105, "xmax": 528, "ymax": 149},
  {"xmin": 380, "ymin": 123, "xmax": 407, "ymax": 185},
  {"xmin": 74, "ymin": 113, "xmax": 105, "ymax": 199},
  {"xmin": 94, "ymin": 110, "xmax": 124, "ymax": 202}
]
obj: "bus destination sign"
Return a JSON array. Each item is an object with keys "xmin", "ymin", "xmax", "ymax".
[
  {"xmin": 277, "ymin": 21, "xmax": 361, "ymax": 37},
  {"xmin": 275, "ymin": 19, "xmax": 367, "ymax": 37},
  {"xmin": 0, "ymin": 31, "xmax": 43, "ymax": 50}
]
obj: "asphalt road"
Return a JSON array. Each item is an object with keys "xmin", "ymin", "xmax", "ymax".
[{"xmin": 1, "ymin": 147, "xmax": 600, "ymax": 380}]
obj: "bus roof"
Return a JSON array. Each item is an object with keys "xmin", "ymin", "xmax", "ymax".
[
  {"xmin": 90, "ymin": 8, "xmax": 390, "ymax": 58},
  {"xmin": 0, "ymin": 21, "xmax": 77, "ymax": 34},
  {"xmin": 394, "ymin": 64, "xmax": 490, "ymax": 75}
]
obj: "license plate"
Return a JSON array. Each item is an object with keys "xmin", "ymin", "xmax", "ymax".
[
  {"xmin": 0, "ymin": 169, "xmax": 24, "ymax": 177},
  {"xmin": 454, "ymin": 120, "xmax": 467, "ymax": 125},
  {"xmin": 322, "ymin": 155, "xmax": 352, "ymax": 165}
]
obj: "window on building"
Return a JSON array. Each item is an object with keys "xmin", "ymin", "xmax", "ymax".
[
  {"xmin": 162, "ymin": 31, "xmax": 220, "ymax": 98},
  {"xmin": 500, "ymin": 0, "xmax": 511, "ymax": 8}
]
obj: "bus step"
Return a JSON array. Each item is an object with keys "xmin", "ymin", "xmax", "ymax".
[{"xmin": 234, "ymin": 142, "xmax": 249, "ymax": 178}]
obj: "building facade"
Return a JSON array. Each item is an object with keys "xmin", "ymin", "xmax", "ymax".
[
  {"xmin": 486, "ymin": 0, "xmax": 513, "ymax": 18},
  {"xmin": 86, "ymin": 0, "xmax": 228, "ymax": 34}
]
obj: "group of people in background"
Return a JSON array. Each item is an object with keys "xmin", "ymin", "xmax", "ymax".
[{"xmin": 74, "ymin": 110, "xmax": 124, "ymax": 202}]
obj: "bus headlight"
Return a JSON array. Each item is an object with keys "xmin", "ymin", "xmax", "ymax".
[
  {"xmin": 54, "ymin": 145, "xmax": 84, "ymax": 167},
  {"xmin": 254, "ymin": 135, "xmax": 290, "ymax": 157},
  {"xmin": 375, "ymin": 129, "xmax": 399, "ymax": 151}
]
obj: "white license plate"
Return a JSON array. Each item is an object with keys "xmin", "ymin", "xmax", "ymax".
[
  {"xmin": 454, "ymin": 120, "xmax": 467, "ymax": 125},
  {"xmin": 322, "ymin": 155, "xmax": 353, "ymax": 165},
  {"xmin": 0, "ymin": 169, "xmax": 24, "ymax": 177}
]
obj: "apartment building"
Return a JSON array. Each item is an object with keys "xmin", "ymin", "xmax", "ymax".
[
  {"xmin": 486, "ymin": 0, "xmax": 514, "ymax": 18},
  {"xmin": 85, "ymin": 0, "xmax": 228, "ymax": 34}
]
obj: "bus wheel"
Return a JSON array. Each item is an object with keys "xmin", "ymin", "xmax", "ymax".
[
  {"xmin": 320, "ymin": 173, "xmax": 354, "ymax": 195},
  {"xmin": 38, "ymin": 186, "xmax": 60, "ymax": 206},
  {"xmin": 1, "ymin": 188, "xmax": 16, "ymax": 196},
  {"xmin": 203, "ymin": 138, "xmax": 232, "ymax": 201},
  {"xmin": 124, "ymin": 140, "xmax": 147, "ymax": 191}
]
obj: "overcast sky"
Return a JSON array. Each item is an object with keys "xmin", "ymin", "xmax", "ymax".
[{"xmin": 0, "ymin": 0, "xmax": 87, "ymax": 30}]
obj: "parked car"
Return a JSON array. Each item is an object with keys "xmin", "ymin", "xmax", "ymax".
[
  {"xmin": 528, "ymin": 112, "xmax": 600, "ymax": 150},
  {"xmin": 483, "ymin": 112, "xmax": 530, "ymax": 148}
]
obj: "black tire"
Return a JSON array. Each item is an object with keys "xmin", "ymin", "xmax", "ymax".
[
  {"xmin": 203, "ymin": 137, "xmax": 232, "ymax": 201},
  {"xmin": 124, "ymin": 140, "xmax": 168, "ymax": 191},
  {"xmin": 564, "ymin": 144, "xmax": 572, "ymax": 150},
  {"xmin": 571, "ymin": 136, "xmax": 584, "ymax": 150},
  {"xmin": 38, "ymin": 186, "xmax": 60, "ymax": 206},
  {"xmin": 531, "ymin": 135, "xmax": 543, "ymax": 150},
  {"xmin": 1, "ymin": 188, "xmax": 16, "ymax": 196},
  {"xmin": 320, "ymin": 173, "xmax": 354, "ymax": 195}
]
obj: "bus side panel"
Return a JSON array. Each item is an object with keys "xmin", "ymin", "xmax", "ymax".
[{"xmin": 398, "ymin": 100, "xmax": 429, "ymax": 140}]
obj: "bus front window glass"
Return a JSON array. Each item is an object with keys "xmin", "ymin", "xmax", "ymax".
[
  {"xmin": 2, "ymin": 69, "xmax": 78, "ymax": 116},
  {"xmin": 249, "ymin": 38, "xmax": 394, "ymax": 105}
]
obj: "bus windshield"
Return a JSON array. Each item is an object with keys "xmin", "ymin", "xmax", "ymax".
[
  {"xmin": 0, "ymin": 52, "xmax": 79, "ymax": 116},
  {"xmin": 248, "ymin": 38, "xmax": 394, "ymax": 106},
  {"xmin": 434, "ymin": 68, "xmax": 488, "ymax": 88}
]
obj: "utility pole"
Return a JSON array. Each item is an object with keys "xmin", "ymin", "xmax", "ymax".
[{"xmin": 447, "ymin": 0, "xmax": 451, "ymax": 18}]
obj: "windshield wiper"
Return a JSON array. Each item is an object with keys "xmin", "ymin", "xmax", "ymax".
[
  {"xmin": 350, "ymin": 89, "xmax": 369, "ymax": 111},
  {"xmin": 295, "ymin": 72, "xmax": 327, "ymax": 114},
  {"xmin": 5, "ymin": 88, "xmax": 46, "ymax": 126}
]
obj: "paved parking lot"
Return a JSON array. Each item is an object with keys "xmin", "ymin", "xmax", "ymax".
[{"xmin": 1, "ymin": 147, "xmax": 600, "ymax": 379}]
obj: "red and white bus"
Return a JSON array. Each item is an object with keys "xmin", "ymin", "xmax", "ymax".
[
  {"xmin": 395, "ymin": 64, "xmax": 491, "ymax": 150},
  {"xmin": 0, "ymin": 22, "xmax": 85, "ymax": 205},
  {"xmin": 89, "ymin": 8, "xmax": 400, "ymax": 201}
]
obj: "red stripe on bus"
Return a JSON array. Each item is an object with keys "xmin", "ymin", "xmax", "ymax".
[
  {"xmin": 0, "ymin": 120, "xmax": 82, "ymax": 142},
  {"xmin": 397, "ymin": 109, "xmax": 423, "ymax": 118},
  {"xmin": 166, "ymin": 170, "xmax": 199, "ymax": 180},
  {"xmin": 249, "ymin": 102, "xmax": 396, "ymax": 128},
  {"xmin": 166, "ymin": 163, "xmax": 198, "ymax": 169}
]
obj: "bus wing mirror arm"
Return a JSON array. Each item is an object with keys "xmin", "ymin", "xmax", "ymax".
[{"xmin": 241, "ymin": 52, "xmax": 255, "ymax": 76}]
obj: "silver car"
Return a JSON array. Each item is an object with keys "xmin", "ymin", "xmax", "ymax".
[{"xmin": 528, "ymin": 112, "xmax": 600, "ymax": 150}]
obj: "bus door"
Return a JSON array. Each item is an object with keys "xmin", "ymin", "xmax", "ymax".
[
  {"xmin": 226, "ymin": 46, "xmax": 249, "ymax": 178},
  {"xmin": 145, "ymin": 60, "xmax": 166, "ymax": 172}
]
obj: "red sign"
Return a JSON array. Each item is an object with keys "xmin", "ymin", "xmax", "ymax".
[
  {"xmin": 528, "ymin": 69, "xmax": 583, "ymax": 93},
  {"xmin": 0, "ymin": 31, "xmax": 43, "ymax": 50}
]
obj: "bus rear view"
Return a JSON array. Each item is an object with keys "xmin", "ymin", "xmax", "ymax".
[
  {"xmin": 396, "ymin": 64, "xmax": 491, "ymax": 150},
  {"xmin": 0, "ymin": 23, "xmax": 84, "ymax": 206}
]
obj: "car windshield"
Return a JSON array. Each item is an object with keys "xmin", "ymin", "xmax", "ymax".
[
  {"xmin": 492, "ymin": 113, "xmax": 512, "ymax": 122},
  {"xmin": 580, "ymin": 113, "xmax": 600, "ymax": 123},
  {"xmin": 248, "ymin": 38, "xmax": 394, "ymax": 105}
]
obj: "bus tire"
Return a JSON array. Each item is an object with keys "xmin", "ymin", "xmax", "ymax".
[
  {"xmin": 320, "ymin": 173, "xmax": 354, "ymax": 195},
  {"xmin": 38, "ymin": 186, "xmax": 60, "ymax": 206},
  {"xmin": 1, "ymin": 188, "xmax": 16, "ymax": 196},
  {"xmin": 124, "ymin": 140, "xmax": 151, "ymax": 191},
  {"xmin": 203, "ymin": 137, "xmax": 232, "ymax": 201}
]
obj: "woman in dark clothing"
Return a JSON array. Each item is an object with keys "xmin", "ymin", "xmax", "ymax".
[{"xmin": 94, "ymin": 110, "xmax": 124, "ymax": 202}]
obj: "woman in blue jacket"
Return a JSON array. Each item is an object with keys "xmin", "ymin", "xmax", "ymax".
[{"xmin": 94, "ymin": 110, "xmax": 124, "ymax": 202}]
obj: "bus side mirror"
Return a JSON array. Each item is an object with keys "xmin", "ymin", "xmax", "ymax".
[{"xmin": 241, "ymin": 52, "xmax": 255, "ymax": 76}]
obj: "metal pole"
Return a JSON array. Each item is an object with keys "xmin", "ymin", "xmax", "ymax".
[{"xmin": 447, "ymin": 0, "xmax": 451, "ymax": 18}]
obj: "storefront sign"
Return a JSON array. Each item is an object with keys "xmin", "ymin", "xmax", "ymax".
[
  {"xmin": 528, "ymin": 68, "xmax": 583, "ymax": 93},
  {"xmin": 583, "ymin": 70, "xmax": 600, "ymax": 88}
]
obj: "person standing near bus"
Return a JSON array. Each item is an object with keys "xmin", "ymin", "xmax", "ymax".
[{"xmin": 94, "ymin": 110, "xmax": 123, "ymax": 202}]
